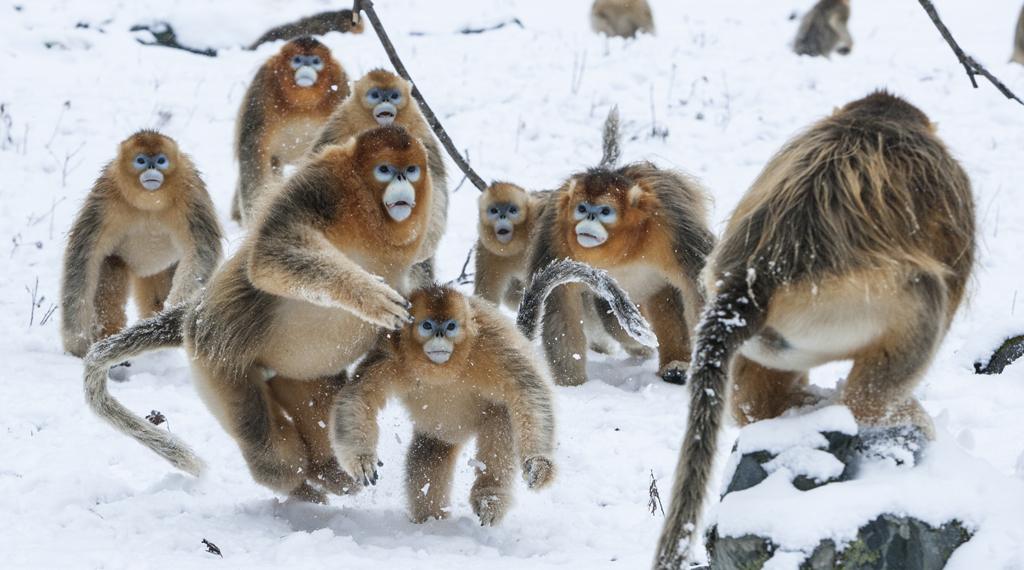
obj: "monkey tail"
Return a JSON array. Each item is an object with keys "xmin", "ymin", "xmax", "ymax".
[
  {"xmin": 517, "ymin": 258, "xmax": 656, "ymax": 347},
  {"xmin": 652, "ymin": 278, "xmax": 770, "ymax": 569},
  {"xmin": 599, "ymin": 105, "xmax": 621, "ymax": 169},
  {"xmin": 83, "ymin": 304, "xmax": 205, "ymax": 477}
]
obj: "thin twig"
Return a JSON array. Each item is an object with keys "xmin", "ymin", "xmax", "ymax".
[
  {"xmin": 454, "ymin": 245, "xmax": 475, "ymax": 285},
  {"xmin": 353, "ymin": 0, "xmax": 488, "ymax": 191},
  {"xmin": 916, "ymin": 0, "xmax": 1023, "ymax": 105}
]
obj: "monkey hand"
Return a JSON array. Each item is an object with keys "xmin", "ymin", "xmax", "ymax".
[
  {"xmin": 522, "ymin": 455, "xmax": 555, "ymax": 489},
  {"xmin": 343, "ymin": 453, "xmax": 381, "ymax": 487},
  {"xmin": 346, "ymin": 276, "xmax": 412, "ymax": 330}
]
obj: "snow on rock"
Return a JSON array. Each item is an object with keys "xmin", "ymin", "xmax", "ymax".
[{"xmin": 735, "ymin": 405, "xmax": 857, "ymax": 455}]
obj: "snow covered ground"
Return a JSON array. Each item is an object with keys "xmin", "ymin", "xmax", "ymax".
[{"xmin": 1, "ymin": 0, "xmax": 1023, "ymax": 567}]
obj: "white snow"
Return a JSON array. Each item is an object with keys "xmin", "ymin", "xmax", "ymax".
[
  {"xmin": 2, "ymin": 0, "xmax": 1024, "ymax": 568},
  {"xmin": 736, "ymin": 405, "xmax": 857, "ymax": 454}
]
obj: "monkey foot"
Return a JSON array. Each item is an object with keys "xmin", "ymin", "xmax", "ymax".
[
  {"xmin": 289, "ymin": 481, "xmax": 329, "ymax": 504},
  {"xmin": 471, "ymin": 493, "xmax": 508, "ymax": 526},
  {"xmin": 309, "ymin": 458, "xmax": 359, "ymax": 495},
  {"xmin": 659, "ymin": 360, "xmax": 690, "ymax": 385}
]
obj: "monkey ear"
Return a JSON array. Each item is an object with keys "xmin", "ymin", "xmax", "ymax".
[
  {"xmin": 627, "ymin": 184, "xmax": 646, "ymax": 207},
  {"xmin": 566, "ymin": 178, "xmax": 577, "ymax": 195}
]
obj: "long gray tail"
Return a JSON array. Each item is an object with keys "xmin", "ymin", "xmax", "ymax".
[
  {"xmin": 517, "ymin": 258, "xmax": 656, "ymax": 347},
  {"xmin": 83, "ymin": 304, "xmax": 204, "ymax": 476},
  {"xmin": 599, "ymin": 106, "xmax": 621, "ymax": 169},
  {"xmin": 652, "ymin": 282, "xmax": 768, "ymax": 569}
]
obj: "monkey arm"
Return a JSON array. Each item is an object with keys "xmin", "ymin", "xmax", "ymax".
[
  {"xmin": 332, "ymin": 346, "xmax": 393, "ymax": 484},
  {"xmin": 247, "ymin": 214, "xmax": 410, "ymax": 329},
  {"xmin": 61, "ymin": 195, "xmax": 109, "ymax": 356},
  {"xmin": 490, "ymin": 348, "xmax": 556, "ymax": 488},
  {"xmin": 166, "ymin": 193, "xmax": 223, "ymax": 306}
]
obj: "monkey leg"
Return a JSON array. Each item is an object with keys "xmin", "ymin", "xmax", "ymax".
[
  {"xmin": 267, "ymin": 374, "xmax": 356, "ymax": 495},
  {"xmin": 410, "ymin": 258, "xmax": 436, "ymax": 290},
  {"xmin": 470, "ymin": 405, "xmax": 517, "ymax": 526},
  {"xmin": 405, "ymin": 432, "xmax": 460, "ymax": 523},
  {"xmin": 541, "ymin": 285, "xmax": 588, "ymax": 386},
  {"xmin": 472, "ymin": 248, "xmax": 508, "ymax": 306},
  {"xmin": 194, "ymin": 366, "xmax": 313, "ymax": 500},
  {"xmin": 94, "ymin": 256, "xmax": 130, "ymax": 340},
  {"xmin": 644, "ymin": 287, "xmax": 692, "ymax": 384},
  {"xmin": 593, "ymin": 296, "xmax": 655, "ymax": 359},
  {"xmin": 502, "ymin": 277, "xmax": 525, "ymax": 311},
  {"xmin": 132, "ymin": 264, "xmax": 175, "ymax": 319},
  {"xmin": 841, "ymin": 276, "xmax": 947, "ymax": 440},
  {"xmin": 730, "ymin": 355, "xmax": 817, "ymax": 425}
]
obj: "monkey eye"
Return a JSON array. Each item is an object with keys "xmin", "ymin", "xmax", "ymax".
[
  {"xmin": 291, "ymin": 56, "xmax": 303, "ymax": 68},
  {"xmin": 509, "ymin": 206, "xmax": 519, "ymax": 215},
  {"xmin": 366, "ymin": 88, "xmax": 382, "ymax": 103},
  {"xmin": 489, "ymin": 207, "xmax": 499, "ymax": 215},
  {"xmin": 154, "ymin": 154, "xmax": 169, "ymax": 170},
  {"xmin": 418, "ymin": 319, "xmax": 436, "ymax": 337},
  {"xmin": 310, "ymin": 56, "xmax": 323, "ymax": 68},
  {"xmin": 404, "ymin": 165, "xmax": 420, "ymax": 182},
  {"xmin": 374, "ymin": 164, "xmax": 394, "ymax": 182},
  {"xmin": 601, "ymin": 207, "xmax": 611, "ymax": 216},
  {"xmin": 443, "ymin": 320, "xmax": 459, "ymax": 337},
  {"xmin": 598, "ymin": 205, "xmax": 617, "ymax": 223},
  {"xmin": 390, "ymin": 90, "xmax": 403, "ymax": 104},
  {"xmin": 132, "ymin": 154, "xmax": 148, "ymax": 170},
  {"xmin": 574, "ymin": 203, "xmax": 589, "ymax": 220},
  {"xmin": 577, "ymin": 204, "xmax": 587, "ymax": 213}
]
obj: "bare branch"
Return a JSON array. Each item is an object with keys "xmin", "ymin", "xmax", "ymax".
[
  {"xmin": 353, "ymin": 0, "xmax": 488, "ymax": 191},
  {"xmin": 916, "ymin": 0, "xmax": 1023, "ymax": 105}
]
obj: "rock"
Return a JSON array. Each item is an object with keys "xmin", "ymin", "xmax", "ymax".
[
  {"xmin": 706, "ymin": 424, "xmax": 973, "ymax": 569},
  {"xmin": 722, "ymin": 430, "xmax": 856, "ymax": 495}
]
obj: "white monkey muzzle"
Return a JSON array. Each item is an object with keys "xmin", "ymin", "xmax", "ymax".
[
  {"xmin": 494, "ymin": 220, "xmax": 514, "ymax": 244},
  {"xmin": 383, "ymin": 178, "xmax": 416, "ymax": 222},
  {"xmin": 139, "ymin": 169, "xmax": 164, "ymax": 191},
  {"xmin": 575, "ymin": 220, "xmax": 608, "ymax": 248},
  {"xmin": 423, "ymin": 337, "xmax": 453, "ymax": 364},
  {"xmin": 294, "ymin": 66, "xmax": 318, "ymax": 87},
  {"xmin": 373, "ymin": 102, "xmax": 397, "ymax": 125}
]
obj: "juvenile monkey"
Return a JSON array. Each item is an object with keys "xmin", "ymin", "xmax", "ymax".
[
  {"xmin": 333, "ymin": 259, "xmax": 655, "ymax": 525},
  {"xmin": 653, "ymin": 91, "xmax": 975, "ymax": 568},
  {"xmin": 61, "ymin": 130, "xmax": 222, "ymax": 358},
  {"xmin": 84, "ymin": 126, "xmax": 435, "ymax": 503},
  {"xmin": 312, "ymin": 69, "xmax": 448, "ymax": 285},
  {"xmin": 529, "ymin": 110, "xmax": 714, "ymax": 386},
  {"xmin": 793, "ymin": 0, "xmax": 852, "ymax": 57},
  {"xmin": 232, "ymin": 37, "xmax": 348, "ymax": 224},
  {"xmin": 248, "ymin": 9, "xmax": 364, "ymax": 50},
  {"xmin": 474, "ymin": 182, "xmax": 551, "ymax": 308},
  {"xmin": 590, "ymin": 0, "xmax": 655, "ymax": 38},
  {"xmin": 1013, "ymin": 4, "xmax": 1024, "ymax": 64}
]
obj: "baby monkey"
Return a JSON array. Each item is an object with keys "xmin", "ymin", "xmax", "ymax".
[
  {"xmin": 61, "ymin": 130, "xmax": 222, "ymax": 357},
  {"xmin": 334, "ymin": 260, "xmax": 656, "ymax": 525},
  {"xmin": 474, "ymin": 182, "xmax": 550, "ymax": 308},
  {"xmin": 793, "ymin": 0, "xmax": 852, "ymax": 57},
  {"xmin": 232, "ymin": 37, "xmax": 348, "ymax": 224}
]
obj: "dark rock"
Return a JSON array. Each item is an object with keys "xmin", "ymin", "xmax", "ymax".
[{"xmin": 723, "ymin": 430, "xmax": 856, "ymax": 496}]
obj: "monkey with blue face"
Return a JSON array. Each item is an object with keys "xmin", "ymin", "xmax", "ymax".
[
  {"xmin": 312, "ymin": 69, "xmax": 448, "ymax": 288},
  {"xmin": 60, "ymin": 130, "xmax": 222, "ymax": 357},
  {"xmin": 333, "ymin": 260, "xmax": 657, "ymax": 525},
  {"xmin": 231, "ymin": 37, "xmax": 348, "ymax": 224}
]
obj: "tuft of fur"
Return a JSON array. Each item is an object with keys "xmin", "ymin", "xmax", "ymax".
[
  {"xmin": 793, "ymin": 0, "xmax": 852, "ymax": 57},
  {"xmin": 517, "ymin": 259, "xmax": 656, "ymax": 348},
  {"xmin": 83, "ymin": 304, "xmax": 204, "ymax": 476},
  {"xmin": 653, "ymin": 90, "xmax": 975, "ymax": 568},
  {"xmin": 599, "ymin": 106, "xmax": 621, "ymax": 169}
]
